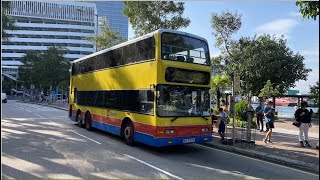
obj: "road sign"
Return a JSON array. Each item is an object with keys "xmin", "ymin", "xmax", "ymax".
[{"xmin": 234, "ymin": 75, "xmax": 240, "ymax": 92}]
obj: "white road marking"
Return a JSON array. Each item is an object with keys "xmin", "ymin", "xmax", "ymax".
[
  {"xmin": 68, "ymin": 130, "xmax": 102, "ymax": 144},
  {"xmin": 34, "ymin": 114, "xmax": 45, "ymax": 119},
  {"xmin": 195, "ymin": 144, "xmax": 319, "ymax": 176},
  {"xmin": 48, "ymin": 120, "xmax": 63, "ymax": 127},
  {"xmin": 124, "ymin": 154, "xmax": 184, "ymax": 180}
]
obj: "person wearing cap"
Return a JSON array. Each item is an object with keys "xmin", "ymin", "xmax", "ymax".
[
  {"xmin": 294, "ymin": 101, "xmax": 312, "ymax": 147},
  {"xmin": 263, "ymin": 101, "xmax": 275, "ymax": 144}
]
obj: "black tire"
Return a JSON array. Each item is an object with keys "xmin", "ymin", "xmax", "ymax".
[
  {"xmin": 76, "ymin": 111, "xmax": 84, "ymax": 128},
  {"xmin": 85, "ymin": 112, "xmax": 93, "ymax": 131},
  {"xmin": 123, "ymin": 122, "xmax": 134, "ymax": 146}
]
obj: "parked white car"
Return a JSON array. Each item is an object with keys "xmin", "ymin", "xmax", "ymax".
[{"xmin": 2, "ymin": 93, "xmax": 7, "ymax": 103}]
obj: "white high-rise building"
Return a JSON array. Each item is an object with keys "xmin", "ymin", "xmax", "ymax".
[{"xmin": 2, "ymin": 1, "xmax": 97, "ymax": 79}]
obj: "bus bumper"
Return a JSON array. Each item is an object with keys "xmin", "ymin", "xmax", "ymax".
[{"xmin": 134, "ymin": 133, "xmax": 212, "ymax": 147}]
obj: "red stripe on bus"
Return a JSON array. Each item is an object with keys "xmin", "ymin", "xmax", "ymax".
[
  {"xmin": 91, "ymin": 114, "xmax": 122, "ymax": 127},
  {"xmin": 70, "ymin": 109, "xmax": 211, "ymax": 137}
]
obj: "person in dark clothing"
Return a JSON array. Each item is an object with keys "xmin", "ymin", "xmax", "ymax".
[
  {"xmin": 255, "ymin": 98, "xmax": 265, "ymax": 132},
  {"xmin": 310, "ymin": 109, "xmax": 314, "ymax": 116},
  {"xmin": 211, "ymin": 108, "xmax": 217, "ymax": 133},
  {"xmin": 294, "ymin": 101, "xmax": 312, "ymax": 147},
  {"xmin": 217, "ymin": 108, "xmax": 227, "ymax": 143}
]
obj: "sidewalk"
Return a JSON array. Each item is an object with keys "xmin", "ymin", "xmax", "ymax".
[
  {"xmin": 19, "ymin": 100, "xmax": 319, "ymax": 173},
  {"xmin": 207, "ymin": 119, "xmax": 319, "ymax": 174},
  {"xmin": 19, "ymin": 99, "xmax": 68, "ymax": 111}
]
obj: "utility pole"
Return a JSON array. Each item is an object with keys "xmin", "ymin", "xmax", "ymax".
[
  {"xmin": 231, "ymin": 75, "xmax": 236, "ymax": 145},
  {"xmin": 94, "ymin": 13, "xmax": 99, "ymax": 52}
]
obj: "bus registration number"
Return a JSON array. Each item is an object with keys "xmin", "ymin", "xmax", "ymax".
[{"xmin": 183, "ymin": 138, "xmax": 195, "ymax": 143}]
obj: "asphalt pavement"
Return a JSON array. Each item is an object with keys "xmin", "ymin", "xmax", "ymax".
[{"xmin": 2, "ymin": 100, "xmax": 319, "ymax": 179}]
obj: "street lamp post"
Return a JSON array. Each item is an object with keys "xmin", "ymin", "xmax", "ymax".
[{"xmin": 94, "ymin": 13, "xmax": 98, "ymax": 52}]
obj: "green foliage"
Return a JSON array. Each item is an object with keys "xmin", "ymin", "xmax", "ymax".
[
  {"xmin": 211, "ymin": 56, "xmax": 225, "ymax": 74},
  {"xmin": 210, "ymin": 73, "xmax": 231, "ymax": 107},
  {"xmin": 2, "ymin": 1, "xmax": 16, "ymax": 41},
  {"xmin": 296, "ymin": 1, "xmax": 319, "ymax": 20},
  {"xmin": 258, "ymin": 80, "xmax": 281, "ymax": 98},
  {"xmin": 227, "ymin": 34, "xmax": 311, "ymax": 95},
  {"xmin": 213, "ymin": 107, "xmax": 219, "ymax": 115},
  {"xmin": 235, "ymin": 100, "xmax": 253, "ymax": 122},
  {"xmin": 309, "ymin": 81, "xmax": 319, "ymax": 108},
  {"xmin": 211, "ymin": 11, "xmax": 242, "ymax": 57},
  {"xmin": 211, "ymin": 11, "xmax": 311, "ymax": 97},
  {"xmin": 123, "ymin": 1, "xmax": 190, "ymax": 36},
  {"xmin": 85, "ymin": 20, "xmax": 126, "ymax": 51},
  {"xmin": 18, "ymin": 47, "xmax": 70, "ymax": 91},
  {"xmin": 229, "ymin": 118, "xmax": 257, "ymax": 129}
]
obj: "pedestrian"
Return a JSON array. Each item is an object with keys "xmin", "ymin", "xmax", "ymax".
[
  {"xmin": 294, "ymin": 101, "xmax": 312, "ymax": 147},
  {"xmin": 221, "ymin": 100, "xmax": 228, "ymax": 114},
  {"xmin": 217, "ymin": 107, "xmax": 227, "ymax": 143},
  {"xmin": 263, "ymin": 101, "xmax": 275, "ymax": 144},
  {"xmin": 255, "ymin": 98, "xmax": 265, "ymax": 132},
  {"xmin": 211, "ymin": 108, "xmax": 217, "ymax": 133},
  {"xmin": 310, "ymin": 109, "xmax": 314, "ymax": 116}
]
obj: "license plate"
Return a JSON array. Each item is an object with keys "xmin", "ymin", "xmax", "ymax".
[{"xmin": 183, "ymin": 138, "xmax": 195, "ymax": 143}]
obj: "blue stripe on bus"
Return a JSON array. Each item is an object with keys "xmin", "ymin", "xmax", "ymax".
[
  {"xmin": 92, "ymin": 120, "xmax": 121, "ymax": 136},
  {"xmin": 69, "ymin": 116, "xmax": 212, "ymax": 147}
]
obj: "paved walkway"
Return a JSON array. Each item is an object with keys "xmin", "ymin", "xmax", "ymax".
[
  {"xmin": 19, "ymin": 100, "xmax": 320, "ymax": 173},
  {"xmin": 210, "ymin": 118, "xmax": 319, "ymax": 173}
]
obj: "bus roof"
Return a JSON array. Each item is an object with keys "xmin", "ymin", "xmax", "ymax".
[{"xmin": 72, "ymin": 29, "xmax": 208, "ymax": 64}]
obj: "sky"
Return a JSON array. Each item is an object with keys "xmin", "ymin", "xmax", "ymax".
[{"xmin": 128, "ymin": 1, "xmax": 319, "ymax": 94}]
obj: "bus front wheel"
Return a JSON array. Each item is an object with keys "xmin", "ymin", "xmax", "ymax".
[{"xmin": 123, "ymin": 122, "xmax": 134, "ymax": 146}]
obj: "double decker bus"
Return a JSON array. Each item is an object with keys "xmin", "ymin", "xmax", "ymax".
[{"xmin": 69, "ymin": 29, "xmax": 212, "ymax": 147}]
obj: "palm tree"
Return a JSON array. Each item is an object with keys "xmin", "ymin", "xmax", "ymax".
[{"xmin": 210, "ymin": 73, "xmax": 231, "ymax": 108}]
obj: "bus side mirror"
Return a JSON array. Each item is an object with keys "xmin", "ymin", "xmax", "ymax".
[{"xmin": 147, "ymin": 90, "xmax": 154, "ymax": 101}]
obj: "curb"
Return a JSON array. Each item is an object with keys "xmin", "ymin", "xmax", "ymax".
[
  {"xmin": 202, "ymin": 142, "xmax": 319, "ymax": 174},
  {"xmin": 18, "ymin": 101, "xmax": 68, "ymax": 111}
]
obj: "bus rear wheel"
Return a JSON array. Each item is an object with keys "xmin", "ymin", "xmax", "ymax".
[
  {"xmin": 76, "ymin": 111, "xmax": 83, "ymax": 128},
  {"xmin": 85, "ymin": 112, "xmax": 93, "ymax": 131},
  {"xmin": 123, "ymin": 122, "xmax": 134, "ymax": 146}
]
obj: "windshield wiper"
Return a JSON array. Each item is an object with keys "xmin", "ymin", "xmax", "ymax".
[
  {"xmin": 171, "ymin": 117, "xmax": 179, "ymax": 122},
  {"xmin": 171, "ymin": 116, "xmax": 208, "ymax": 122},
  {"xmin": 201, "ymin": 117, "xmax": 209, "ymax": 121}
]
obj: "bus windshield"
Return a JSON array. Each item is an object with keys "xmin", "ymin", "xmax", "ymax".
[
  {"xmin": 156, "ymin": 85, "xmax": 210, "ymax": 117},
  {"xmin": 161, "ymin": 32, "xmax": 210, "ymax": 66}
]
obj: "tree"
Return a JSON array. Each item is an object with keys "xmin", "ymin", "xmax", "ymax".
[
  {"xmin": 211, "ymin": 11, "xmax": 242, "ymax": 60},
  {"xmin": 211, "ymin": 56, "xmax": 225, "ymax": 75},
  {"xmin": 39, "ymin": 46, "xmax": 70, "ymax": 90},
  {"xmin": 18, "ymin": 47, "xmax": 70, "ymax": 93},
  {"xmin": 123, "ymin": 1, "xmax": 190, "ymax": 36},
  {"xmin": 309, "ymin": 81, "xmax": 319, "ymax": 108},
  {"xmin": 85, "ymin": 20, "xmax": 126, "ymax": 50},
  {"xmin": 2, "ymin": 1, "xmax": 16, "ymax": 41},
  {"xmin": 296, "ymin": 1, "xmax": 319, "ymax": 20},
  {"xmin": 229, "ymin": 35, "xmax": 311, "ymax": 96},
  {"xmin": 258, "ymin": 80, "xmax": 281, "ymax": 99},
  {"xmin": 210, "ymin": 73, "xmax": 231, "ymax": 108},
  {"xmin": 18, "ymin": 51, "xmax": 42, "ymax": 88}
]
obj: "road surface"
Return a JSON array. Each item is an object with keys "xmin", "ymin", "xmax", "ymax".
[{"xmin": 2, "ymin": 101, "xmax": 318, "ymax": 179}]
